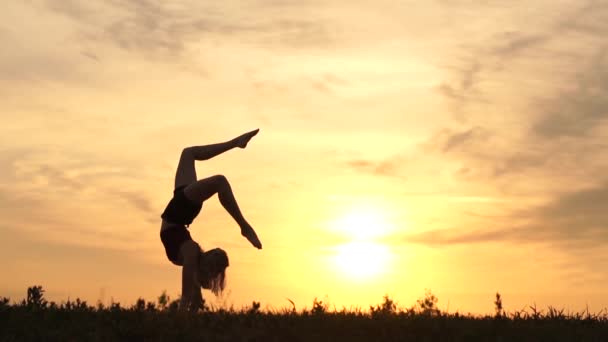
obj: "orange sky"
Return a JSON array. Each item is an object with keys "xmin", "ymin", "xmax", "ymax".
[{"xmin": 2, "ymin": 0, "xmax": 608, "ymax": 314}]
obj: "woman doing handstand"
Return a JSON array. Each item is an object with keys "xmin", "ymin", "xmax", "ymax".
[{"xmin": 160, "ymin": 129, "xmax": 262, "ymax": 311}]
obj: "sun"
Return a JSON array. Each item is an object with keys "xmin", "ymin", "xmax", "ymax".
[
  {"xmin": 329, "ymin": 204, "xmax": 396, "ymax": 241},
  {"xmin": 328, "ymin": 204, "xmax": 397, "ymax": 280},
  {"xmin": 333, "ymin": 242, "xmax": 392, "ymax": 280}
]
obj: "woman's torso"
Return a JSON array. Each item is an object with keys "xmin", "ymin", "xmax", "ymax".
[{"xmin": 161, "ymin": 219, "xmax": 183, "ymax": 232}]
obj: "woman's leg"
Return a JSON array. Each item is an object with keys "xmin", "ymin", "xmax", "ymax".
[
  {"xmin": 184, "ymin": 175, "xmax": 262, "ymax": 249},
  {"xmin": 174, "ymin": 143, "xmax": 231, "ymax": 189},
  {"xmin": 174, "ymin": 129, "xmax": 259, "ymax": 189}
]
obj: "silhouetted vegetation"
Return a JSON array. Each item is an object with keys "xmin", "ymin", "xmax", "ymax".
[{"xmin": 1, "ymin": 286, "xmax": 608, "ymax": 341}]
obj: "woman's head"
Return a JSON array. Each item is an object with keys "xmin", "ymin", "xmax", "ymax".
[{"xmin": 198, "ymin": 248, "xmax": 229, "ymax": 296}]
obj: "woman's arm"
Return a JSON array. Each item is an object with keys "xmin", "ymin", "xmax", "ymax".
[
  {"xmin": 179, "ymin": 241, "xmax": 202, "ymax": 311},
  {"xmin": 191, "ymin": 287, "xmax": 204, "ymax": 311}
]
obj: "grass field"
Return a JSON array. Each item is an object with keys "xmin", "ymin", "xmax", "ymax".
[{"xmin": 2, "ymin": 286, "xmax": 608, "ymax": 341}]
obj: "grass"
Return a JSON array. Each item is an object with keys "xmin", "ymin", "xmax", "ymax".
[{"xmin": 2, "ymin": 286, "xmax": 608, "ymax": 341}]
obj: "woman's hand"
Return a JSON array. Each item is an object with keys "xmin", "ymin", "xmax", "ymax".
[{"xmin": 190, "ymin": 288, "xmax": 204, "ymax": 312}]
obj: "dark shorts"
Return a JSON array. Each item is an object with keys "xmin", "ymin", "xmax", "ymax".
[
  {"xmin": 161, "ymin": 185, "xmax": 203, "ymax": 226},
  {"xmin": 160, "ymin": 225, "xmax": 193, "ymax": 264}
]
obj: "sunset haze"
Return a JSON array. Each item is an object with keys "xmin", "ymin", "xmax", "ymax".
[{"xmin": 2, "ymin": 0, "xmax": 608, "ymax": 314}]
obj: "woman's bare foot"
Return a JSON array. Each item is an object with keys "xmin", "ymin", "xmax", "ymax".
[
  {"xmin": 241, "ymin": 224, "xmax": 262, "ymax": 249},
  {"xmin": 233, "ymin": 129, "xmax": 260, "ymax": 149}
]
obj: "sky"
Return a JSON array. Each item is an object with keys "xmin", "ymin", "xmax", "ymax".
[{"xmin": 1, "ymin": 0, "xmax": 608, "ymax": 314}]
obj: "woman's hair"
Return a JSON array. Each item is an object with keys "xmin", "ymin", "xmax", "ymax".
[{"xmin": 198, "ymin": 248, "xmax": 229, "ymax": 296}]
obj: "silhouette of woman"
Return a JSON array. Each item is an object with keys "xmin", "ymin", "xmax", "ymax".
[{"xmin": 160, "ymin": 129, "xmax": 262, "ymax": 311}]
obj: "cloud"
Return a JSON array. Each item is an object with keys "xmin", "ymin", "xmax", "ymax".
[
  {"xmin": 402, "ymin": 181, "xmax": 608, "ymax": 249},
  {"xmin": 402, "ymin": 226, "xmax": 516, "ymax": 246},
  {"xmin": 532, "ymin": 48, "xmax": 608, "ymax": 139},
  {"xmin": 44, "ymin": 0, "xmax": 335, "ymax": 59},
  {"xmin": 309, "ymin": 73, "xmax": 349, "ymax": 94},
  {"xmin": 257, "ymin": 19, "xmax": 334, "ymax": 49},
  {"xmin": 412, "ymin": 6, "xmax": 608, "ymax": 252},
  {"xmin": 427, "ymin": 0, "xmax": 608, "ymax": 184},
  {"xmin": 435, "ymin": 60, "xmax": 484, "ymax": 119},
  {"xmin": 441, "ymin": 126, "xmax": 489, "ymax": 153},
  {"xmin": 112, "ymin": 189, "xmax": 156, "ymax": 215},
  {"xmin": 345, "ymin": 155, "xmax": 407, "ymax": 179},
  {"xmin": 80, "ymin": 51, "xmax": 100, "ymax": 62},
  {"xmin": 0, "ymin": 47, "xmax": 88, "ymax": 84},
  {"xmin": 250, "ymin": 72, "xmax": 349, "ymax": 99},
  {"xmin": 531, "ymin": 181, "xmax": 608, "ymax": 241},
  {"xmin": 491, "ymin": 32, "xmax": 551, "ymax": 57},
  {"xmin": 434, "ymin": 0, "xmax": 608, "ymax": 125},
  {"xmin": 421, "ymin": 126, "xmax": 506, "ymax": 180},
  {"xmin": 487, "ymin": 0, "xmax": 608, "ymax": 61},
  {"xmin": 45, "ymin": 0, "xmax": 97, "ymax": 20},
  {"xmin": 0, "ymin": 148, "xmax": 159, "ymax": 249},
  {"xmin": 555, "ymin": 0, "xmax": 608, "ymax": 36},
  {"xmin": 429, "ymin": 122, "xmax": 606, "ymax": 183}
]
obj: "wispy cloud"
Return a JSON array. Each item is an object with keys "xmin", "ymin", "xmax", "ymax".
[
  {"xmin": 45, "ymin": 0, "xmax": 335, "ymax": 59},
  {"xmin": 532, "ymin": 48, "xmax": 608, "ymax": 139},
  {"xmin": 345, "ymin": 156, "xmax": 406, "ymax": 179},
  {"xmin": 403, "ymin": 181, "xmax": 608, "ymax": 249},
  {"xmin": 308, "ymin": 73, "xmax": 350, "ymax": 94},
  {"xmin": 440, "ymin": 126, "xmax": 489, "ymax": 153},
  {"xmin": 426, "ymin": 0, "xmax": 608, "ymax": 186},
  {"xmin": 80, "ymin": 51, "xmax": 100, "ymax": 62},
  {"xmin": 411, "ymin": 1, "xmax": 608, "ymax": 268},
  {"xmin": 0, "ymin": 149, "xmax": 159, "ymax": 248},
  {"xmin": 434, "ymin": 0, "xmax": 608, "ymax": 125},
  {"xmin": 555, "ymin": 0, "xmax": 608, "ymax": 36},
  {"xmin": 111, "ymin": 189, "xmax": 156, "ymax": 215},
  {"xmin": 491, "ymin": 33, "xmax": 550, "ymax": 57},
  {"xmin": 435, "ymin": 60, "xmax": 484, "ymax": 119},
  {"xmin": 530, "ymin": 181, "xmax": 608, "ymax": 242}
]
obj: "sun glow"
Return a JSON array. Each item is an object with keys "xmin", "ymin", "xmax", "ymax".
[
  {"xmin": 329, "ymin": 205, "xmax": 397, "ymax": 241},
  {"xmin": 333, "ymin": 242, "xmax": 392, "ymax": 280},
  {"xmin": 328, "ymin": 203, "xmax": 397, "ymax": 280}
]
